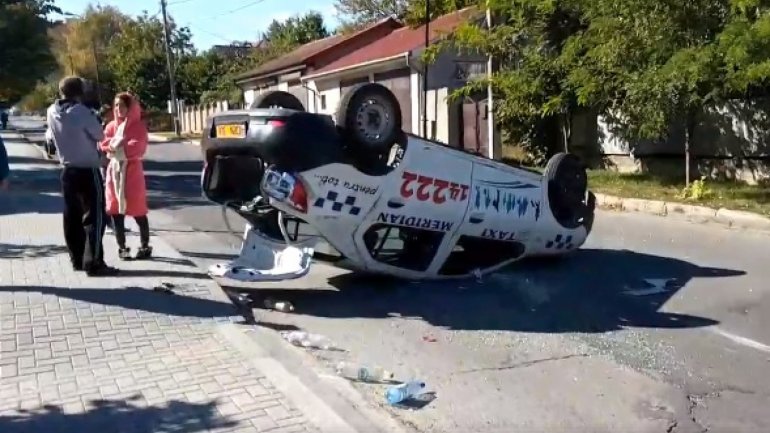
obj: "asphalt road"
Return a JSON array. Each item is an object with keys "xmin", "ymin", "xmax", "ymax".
[{"xmin": 10, "ymin": 116, "xmax": 770, "ymax": 433}]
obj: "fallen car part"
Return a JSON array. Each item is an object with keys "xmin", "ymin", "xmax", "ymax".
[{"xmin": 208, "ymin": 211, "xmax": 314, "ymax": 282}]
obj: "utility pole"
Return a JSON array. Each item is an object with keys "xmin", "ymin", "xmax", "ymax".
[
  {"xmin": 422, "ymin": 0, "xmax": 430, "ymax": 139},
  {"xmin": 160, "ymin": 0, "xmax": 180, "ymax": 136},
  {"xmin": 91, "ymin": 35, "xmax": 102, "ymax": 106},
  {"xmin": 485, "ymin": 3, "xmax": 496, "ymax": 160}
]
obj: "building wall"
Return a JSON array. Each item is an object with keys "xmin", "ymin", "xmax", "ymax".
[
  {"xmin": 411, "ymin": 46, "xmax": 488, "ymax": 150},
  {"xmin": 243, "ymin": 89, "xmax": 256, "ymax": 107},
  {"xmin": 566, "ymin": 102, "xmax": 770, "ymax": 184},
  {"xmin": 313, "ymin": 78, "xmax": 343, "ymax": 118}
]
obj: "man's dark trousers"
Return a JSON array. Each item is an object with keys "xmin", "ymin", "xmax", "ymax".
[{"xmin": 61, "ymin": 166, "xmax": 106, "ymax": 271}]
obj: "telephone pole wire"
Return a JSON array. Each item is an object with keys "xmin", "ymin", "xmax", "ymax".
[{"xmin": 160, "ymin": 0, "xmax": 180, "ymax": 136}]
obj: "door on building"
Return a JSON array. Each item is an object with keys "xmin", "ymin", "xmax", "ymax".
[
  {"xmin": 373, "ymin": 68, "xmax": 412, "ymax": 134},
  {"xmin": 460, "ymin": 94, "xmax": 489, "ymax": 157}
]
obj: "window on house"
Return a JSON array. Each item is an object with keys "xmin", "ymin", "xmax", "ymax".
[{"xmin": 320, "ymin": 95, "xmax": 327, "ymax": 110}]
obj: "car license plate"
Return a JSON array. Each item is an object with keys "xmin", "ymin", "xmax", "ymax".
[{"xmin": 215, "ymin": 124, "xmax": 245, "ymax": 138}]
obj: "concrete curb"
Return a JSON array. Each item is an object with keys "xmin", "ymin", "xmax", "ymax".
[
  {"xmin": 148, "ymin": 133, "xmax": 172, "ymax": 143},
  {"xmin": 594, "ymin": 192, "xmax": 770, "ymax": 232},
  {"xmin": 148, "ymin": 133, "xmax": 200, "ymax": 146}
]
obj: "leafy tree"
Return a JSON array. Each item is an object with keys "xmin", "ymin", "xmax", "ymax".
[
  {"xmin": 17, "ymin": 81, "xmax": 58, "ymax": 112},
  {"xmin": 48, "ymin": 5, "xmax": 130, "ymax": 103},
  {"xmin": 263, "ymin": 11, "xmax": 330, "ymax": 48},
  {"xmin": 442, "ymin": 0, "xmax": 587, "ymax": 164},
  {"xmin": 333, "ymin": 0, "xmax": 473, "ymax": 27},
  {"xmin": 104, "ymin": 11, "xmax": 192, "ymax": 109},
  {"xmin": 443, "ymin": 0, "xmax": 770, "ymax": 181},
  {"xmin": 0, "ymin": 0, "xmax": 60, "ymax": 103},
  {"xmin": 333, "ymin": 0, "xmax": 408, "ymax": 27},
  {"xmin": 402, "ymin": 0, "xmax": 476, "ymax": 26}
]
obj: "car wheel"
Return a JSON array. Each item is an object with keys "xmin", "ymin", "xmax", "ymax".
[
  {"xmin": 544, "ymin": 152, "xmax": 590, "ymax": 230},
  {"xmin": 336, "ymin": 83, "xmax": 402, "ymax": 155},
  {"xmin": 250, "ymin": 91, "xmax": 305, "ymax": 111}
]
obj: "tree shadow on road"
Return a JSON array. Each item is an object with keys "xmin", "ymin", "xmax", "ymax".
[
  {"xmin": 0, "ymin": 394, "xmax": 238, "ymax": 433},
  {"xmin": 0, "ymin": 190, "xmax": 63, "ymax": 215},
  {"xmin": 232, "ymin": 248, "xmax": 745, "ymax": 334},
  {"xmin": 0, "ymin": 286, "xmax": 240, "ymax": 320},
  {"xmin": 0, "ymin": 243, "xmax": 67, "ymax": 259}
]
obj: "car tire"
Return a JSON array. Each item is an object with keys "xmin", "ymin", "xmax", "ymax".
[
  {"xmin": 544, "ymin": 152, "xmax": 590, "ymax": 230},
  {"xmin": 251, "ymin": 91, "xmax": 305, "ymax": 111},
  {"xmin": 336, "ymin": 82, "xmax": 402, "ymax": 155}
]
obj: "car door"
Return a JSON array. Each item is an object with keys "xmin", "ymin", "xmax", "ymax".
[
  {"xmin": 434, "ymin": 158, "xmax": 545, "ymax": 276},
  {"xmin": 352, "ymin": 138, "xmax": 474, "ymax": 278}
]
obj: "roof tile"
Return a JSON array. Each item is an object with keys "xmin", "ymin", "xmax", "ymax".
[
  {"xmin": 311, "ymin": 7, "xmax": 481, "ymax": 76},
  {"xmin": 236, "ymin": 17, "xmax": 401, "ymax": 81}
]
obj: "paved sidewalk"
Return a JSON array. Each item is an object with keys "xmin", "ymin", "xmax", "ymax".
[{"xmin": 0, "ymin": 134, "xmax": 320, "ymax": 432}]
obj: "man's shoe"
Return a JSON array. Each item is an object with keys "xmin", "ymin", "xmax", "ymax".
[
  {"xmin": 86, "ymin": 264, "xmax": 120, "ymax": 277},
  {"xmin": 72, "ymin": 263, "xmax": 83, "ymax": 271}
]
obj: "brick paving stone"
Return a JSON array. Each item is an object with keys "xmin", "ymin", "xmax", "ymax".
[{"xmin": 0, "ymin": 189, "xmax": 319, "ymax": 433}]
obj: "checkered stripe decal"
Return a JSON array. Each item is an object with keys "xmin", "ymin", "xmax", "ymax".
[
  {"xmin": 546, "ymin": 234, "xmax": 574, "ymax": 250},
  {"xmin": 313, "ymin": 190, "xmax": 361, "ymax": 215}
]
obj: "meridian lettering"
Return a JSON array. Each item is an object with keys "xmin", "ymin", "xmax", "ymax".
[
  {"xmin": 400, "ymin": 171, "xmax": 469, "ymax": 204},
  {"xmin": 377, "ymin": 212, "xmax": 454, "ymax": 232}
]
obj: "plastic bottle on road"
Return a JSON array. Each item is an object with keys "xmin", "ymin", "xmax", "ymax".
[
  {"xmin": 281, "ymin": 331, "xmax": 334, "ymax": 350},
  {"xmin": 385, "ymin": 380, "xmax": 426, "ymax": 405},
  {"xmin": 264, "ymin": 298, "xmax": 295, "ymax": 312},
  {"xmin": 336, "ymin": 361, "xmax": 394, "ymax": 383}
]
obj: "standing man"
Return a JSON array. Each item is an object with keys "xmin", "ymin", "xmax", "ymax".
[{"xmin": 46, "ymin": 76, "xmax": 118, "ymax": 276}]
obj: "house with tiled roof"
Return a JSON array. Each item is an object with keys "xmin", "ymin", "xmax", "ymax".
[
  {"xmin": 301, "ymin": 7, "xmax": 497, "ymax": 158},
  {"xmin": 233, "ymin": 17, "xmax": 403, "ymax": 109}
]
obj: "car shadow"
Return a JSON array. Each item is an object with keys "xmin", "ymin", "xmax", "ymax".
[
  {"xmin": 231, "ymin": 248, "xmax": 744, "ymax": 333},
  {"xmin": 0, "ymin": 395, "xmax": 237, "ymax": 433}
]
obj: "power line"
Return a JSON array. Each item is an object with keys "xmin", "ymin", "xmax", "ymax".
[
  {"xmin": 220, "ymin": 0, "xmax": 268, "ymax": 16},
  {"xmin": 185, "ymin": 22, "xmax": 236, "ymax": 43}
]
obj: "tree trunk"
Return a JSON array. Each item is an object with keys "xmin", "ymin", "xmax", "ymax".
[{"xmin": 685, "ymin": 110, "xmax": 696, "ymax": 187}]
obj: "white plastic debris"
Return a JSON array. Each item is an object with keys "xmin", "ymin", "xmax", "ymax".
[
  {"xmin": 281, "ymin": 331, "xmax": 336, "ymax": 350},
  {"xmin": 208, "ymin": 229, "xmax": 313, "ymax": 282}
]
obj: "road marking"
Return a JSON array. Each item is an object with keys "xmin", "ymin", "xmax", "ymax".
[{"xmin": 710, "ymin": 327, "xmax": 770, "ymax": 354}]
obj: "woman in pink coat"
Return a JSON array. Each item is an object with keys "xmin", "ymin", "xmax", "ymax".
[{"xmin": 99, "ymin": 92, "xmax": 152, "ymax": 260}]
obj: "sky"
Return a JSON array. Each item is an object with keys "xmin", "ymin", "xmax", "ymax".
[{"xmin": 52, "ymin": 0, "xmax": 341, "ymax": 50}]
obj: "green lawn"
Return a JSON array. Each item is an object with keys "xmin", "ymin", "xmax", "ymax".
[{"xmin": 588, "ymin": 170, "xmax": 770, "ymax": 217}]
